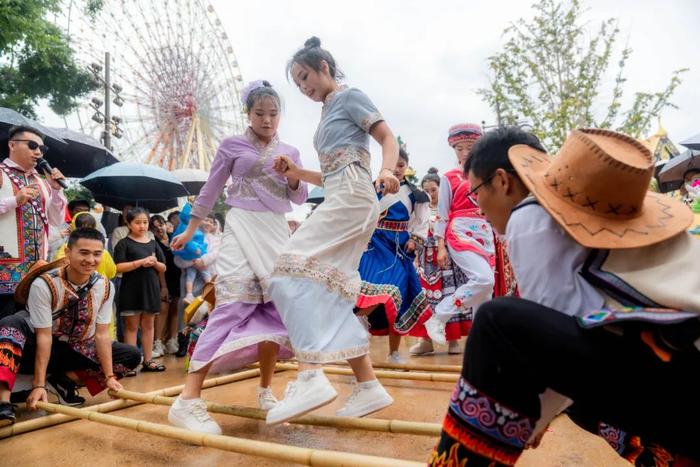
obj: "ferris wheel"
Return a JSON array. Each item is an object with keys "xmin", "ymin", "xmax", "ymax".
[{"xmin": 58, "ymin": 0, "xmax": 246, "ymax": 171}]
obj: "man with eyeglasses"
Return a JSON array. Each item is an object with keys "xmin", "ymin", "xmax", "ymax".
[{"xmin": 1, "ymin": 125, "xmax": 67, "ymax": 318}]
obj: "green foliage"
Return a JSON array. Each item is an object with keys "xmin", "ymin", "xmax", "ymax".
[
  {"xmin": 479, "ymin": 0, "xmax": 687, "ymax": 150},
  {"xmin": 64, "ymin": 180, "xmax": 95, "ymax": 206},
  {"xmin": 0, "ymin": 0, "xmax": 99, "ymax": 118}
]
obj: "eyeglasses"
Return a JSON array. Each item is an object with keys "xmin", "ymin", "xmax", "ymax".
[
  {"xmin": 465, "ymin": 174, "xmax": 496, "ymax": 206},
  {"xmin": 464, "ymin": 169, "xmax": 516, "ymax": 206},
  {"xmin": 11, "ymin": 139, "xmax": 49, "ymax": 155}
]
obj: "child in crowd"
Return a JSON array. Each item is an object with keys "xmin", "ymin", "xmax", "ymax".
[
  {"xmin": 114, "ymin": 207, "xmax": 167, "ymax": 374},
  {"xmin": 172, "ymin": 203, "xmax": 210, "ymax": 304}
]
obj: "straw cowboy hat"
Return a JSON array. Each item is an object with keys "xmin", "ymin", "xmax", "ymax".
[
  {"xmin": 508, "ymin": 128, "xmax": 693, "ymax": 249},
  {"xmin": 14, "ymin": 257, "xmax": 68, "ymax": 305}
]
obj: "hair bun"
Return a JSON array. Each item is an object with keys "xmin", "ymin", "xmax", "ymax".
[
  {"xmin": 262, "ymin": 80, "xmax": 272, "ymax": 87},
  {"xmin": 427, "ymin": 167, "xmax": 439, "ymax": 175},
  {"xmin": 304, "ymin": 36, "xmax": 321, "ymax": 48}
]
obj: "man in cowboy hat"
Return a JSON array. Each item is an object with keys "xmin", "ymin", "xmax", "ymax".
[
  {"xmin": 430, "ymin": 126, "xmax": 699, "ymax": 466},
  {"xmin": 0, "ymin": 228, "xmax": 140, "ymax": 425},
  {"xmin": 1, "ymin": 125, "xmax": 68, "ymax": 318}
]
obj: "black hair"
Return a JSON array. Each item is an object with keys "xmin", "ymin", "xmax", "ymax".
[
  {"xmin": 246, "ymin": 80, "xmax": 281, "ymax": 113},
  {"xmin": 67, "ymin": 228, "xmax": 105, "ymax": 248},
  {"xmin": 8, "ymin": 125, "xmax": 44, "ymax": 141},
  {"xmin": 398, "ymin": 148, "xmax": 409, "ymax": 163},
  {"xmin": 149, "ymin": 214, "xmax": 166, "ymax": 231},
  {"xmin": 74, "ymin": 212, "xmax": 97, "ymax": 230},
  {"xmin": 125, "ymin": 206, "xmax": 150, "ymax": 224},
  {"xmin": 466, "ymin": 126, "xmax": 546, "ymax": 181},
  {"xmin": 68, "ymin": 199, "xmax": 91, "ymax": 213},
  {"xmin": 206, "ymin": 212, "xmax": 216, "ymax": 220},
  {"xmin": 167, "ymin": 211, "xmax": 180, "ymax": 222},
  {"xmin": 421, "ymin": 167, "xmax": 440, "ymax": 187},
  {"xmin": 286, "ymin": 36, "xmax": 344, "ymax": 82}
]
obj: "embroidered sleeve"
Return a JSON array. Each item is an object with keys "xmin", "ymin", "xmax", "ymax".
[
  {"xmin": 434, "ymin": 175, "xmax": 451, "ymax": 239},
  {"xmin": 27, "ymin": 279, "xmax": 54, "ymax": 329},
  {"xmin": 345, "ymin": 88, "xmax": 384, "ymax": 133},
  {"xmin": 409, "ymin": 200, "xmax": 430, "ymax": 242},
  {"xmin": 192, "ymin": 138, "xmax": 238, "ymax": 219}
]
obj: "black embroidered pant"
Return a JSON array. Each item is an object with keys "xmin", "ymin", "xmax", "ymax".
[
  {"xmin": 0, "ymin": 312, "xmax": 140, "ymax": 393},
  {"xmin": 430, "ymin": 297, "xmax": 700, "ymax": 466}
]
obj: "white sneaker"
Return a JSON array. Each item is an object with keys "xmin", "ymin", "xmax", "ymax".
[
  {"xmin": 447, "ymin": 340, "xmax": 462, "ymax": 355},
  {"xmin": 257, "ymin": 386, "xmax": 278, "ymax": 411},
  {"xmin": 183, "ymin": 293, "xmax": 196, "ymax": 305},
  {"xmin": 386, "ymin": 351, "xmax": 408, "ymax": 364},
  {"xmin": 168, "ymin": 396, "xmax": 222, "ymax": 435},
  {"xmin": 335, "ymin": 380, "xmax": 394, "ymax": 417},
  {"xmin": 165, "ymin": 337, "xmax": 179, "ymax": 354},
  {"xmin": 265, "ymin": 370, "xmax": 337, "ymax": 425},
  {"xmin": 409, "ymin": 339, "xmax": 435, "ymax": 355},
  {"xmin": 152, "ymin": 340, "xmax": 165, "ymax": 358},
  {"xmin": 425, "ymin": 315, "xmax": 447, "ymax": 345}
]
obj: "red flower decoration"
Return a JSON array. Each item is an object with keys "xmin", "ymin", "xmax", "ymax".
[{"xmin": 454, "ymin": 298, "xmax": 463, "ymax": 308}]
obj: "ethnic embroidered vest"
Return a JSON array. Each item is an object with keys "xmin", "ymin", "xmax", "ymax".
[{"xmin": 0, "ymin": 165, "xmax": 51, "ymax": 294}]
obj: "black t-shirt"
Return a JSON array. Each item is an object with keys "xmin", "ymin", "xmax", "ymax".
[
  {"xmin": 156, "ymin": 238, "xmax": 181, "ymax": 297},
  {"xmin": 113, "ymin": 237, "xmax": 165, "ymax": 312}
]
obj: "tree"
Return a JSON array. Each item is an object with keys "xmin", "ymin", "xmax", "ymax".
[
  {"xmin": 0, "ymin": 0, "xmax": 102, "ymax": 118},
  {"xmin": 479, "ymin": 0, "xmax": 687, "ymax": 150}
]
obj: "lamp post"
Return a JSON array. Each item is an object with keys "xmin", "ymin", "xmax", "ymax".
[{"xmin": 88, "ymin": 52, "xmax": 124, "ymax": 150}]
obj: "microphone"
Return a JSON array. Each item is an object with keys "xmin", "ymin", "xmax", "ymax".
[{"xmin": 36, "ymin": 159, "xmax": 67, "ymax": 189}]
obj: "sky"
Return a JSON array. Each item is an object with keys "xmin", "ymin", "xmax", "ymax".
[
  {"xmin": 39, "ymin": 0, "xmax": 700, "ymax": 219},
  {"xmin": 209, "ymin": 0, "xmax": 699, "ymax": 185}
]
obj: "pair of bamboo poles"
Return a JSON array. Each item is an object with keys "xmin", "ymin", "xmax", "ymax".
[{"xmin": 2, "ymin": 361, "xmax": 461, "ymax": 466}]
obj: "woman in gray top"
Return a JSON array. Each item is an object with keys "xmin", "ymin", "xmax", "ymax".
[{"xmin": 268, "ymin": 36, "xmax": 400, "ymax": 425}]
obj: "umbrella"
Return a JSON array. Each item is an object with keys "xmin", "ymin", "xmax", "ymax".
[
  {"xmin": 172, "ymin": 168, "xmax": 209, "ymax": 195},
  {"xmin": 81, "ymin": 162, "xmax": 189, "ymax": 213},
  {"xmin": 0, "ymin": 107, "xmax": 67, "ymax": 156},
  {"xmin": 306, "ymin": 186, "xmax": 324, "ymax": 204},
  {"xmin": 679, "ymin": 132, "xmax": 700, "ymax": 151},
  {"xmin": 44, "ymin": 127, "xmax": 120, "ymax": 178},
  {"xmin": 657, "ymin": 149, "xmax": 700, "ymax": 192}
]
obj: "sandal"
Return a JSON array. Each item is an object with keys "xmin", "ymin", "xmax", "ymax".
[{"xmin": 141, "ymin": 360, "xmax": 166, "ymax": 372}]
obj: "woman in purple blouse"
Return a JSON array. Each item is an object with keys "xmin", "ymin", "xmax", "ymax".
[{"xmin": 168, "ymin": 81, "xmax": 308, "ymax": 435}]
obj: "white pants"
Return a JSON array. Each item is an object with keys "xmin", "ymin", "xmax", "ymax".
[{"xmin": 433, "ymin": 245, "xmax": 494, "ymax": 323}]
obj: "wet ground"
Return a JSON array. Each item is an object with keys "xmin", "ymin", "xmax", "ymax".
[{"xmin": 3, "ymin": 337, "xmax": 627, "ymax": 466}]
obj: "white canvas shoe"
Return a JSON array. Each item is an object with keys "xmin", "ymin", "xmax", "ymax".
[
  {"xmin": 152, "ymin": 340, "xmax": 165, "ymax": 358},
  {"xmin": 409, "ymin": 339, "xmax": 435, "ymax": 355},
  {"xmin": 165, "ymin": 337, "xmax": 179, "ymax": 354},
  {"xmin": 265, "ymin": 370, "xmax": 337, "ymax": 425},
  {"xmin": 425, "ymin": 315, "xmax": 447, "ymax": 345},
  {"xmin": 256, "ymin": 386, "xmax": 278, "ymax": 411},
  {"xmin": 386, "ymin": 351, "xmax": 408, "ymax": 364},
  {"xmin": 335, "ymin": 379, "xmax": 394, "ymax": 418},
  {"xmin": 168, "ymin": 396, "xmax": 222, "ymax": 435}
]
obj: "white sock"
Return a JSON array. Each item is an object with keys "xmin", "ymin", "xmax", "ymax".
[{"xmin": 358, "ymin": 379, "xmax": 380, "ymax": 390}]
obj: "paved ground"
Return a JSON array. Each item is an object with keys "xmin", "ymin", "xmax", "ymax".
[{"xmin": 4, "ymin": 336, "xmax": 627, "ymax": 466}]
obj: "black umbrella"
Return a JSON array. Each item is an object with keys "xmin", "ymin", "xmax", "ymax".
[
  {"xmin": 45, "ymin": 127, "xmax": 120, "ymax": 178},
  {"xmin": 306, "ymin": 186, "xmax": 325, "ymax": 204},
  {"xmin": 0, "ymin": 107, "xmax": 67, "ymax": 156},
  {"xmin": 81, "ymin": 162, "xmax": 189, "ymax": 213},
  {"xmin": 172, "ymin": 168, "xmax": 209, "ymax": 195},
  {"xmin": 679, "ymin": 132, "xmax": 700, "ymax": 151}
]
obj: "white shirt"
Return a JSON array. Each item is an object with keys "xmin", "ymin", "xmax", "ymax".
[
  {"xmin": 505, "ymin": 198, "xmax": 605, "ymax": 316},
  {"xmin": 27, "ymin": 271, "xmax": 114, "ymax": 339}
]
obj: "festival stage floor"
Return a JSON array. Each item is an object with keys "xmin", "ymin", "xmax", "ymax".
[{"xmin": 5, "ymin": 336, "xmax": 627, "ymax": 466}]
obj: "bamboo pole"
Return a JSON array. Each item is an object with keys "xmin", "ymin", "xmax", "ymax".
[
  {"xmin": 0, "ymin": 368, "xmax": 261, "ymax": 440},
  {"xmin": 333, "ymin": 361, "xmax": 462, "ymax": 373},
  {"xmin": 112, "ymin": 388, "xmax": 441, "ymax": 437},
  {"xmin": 35, "ymin": 402, "xmax": 425, "ymax": 467},
  {"xmin": 276, "ymin": 363, "xmax": 459, "ymax": 383}
]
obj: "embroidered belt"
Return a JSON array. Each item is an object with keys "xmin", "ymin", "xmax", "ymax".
[
  {"xmin": 377, "ymin": 220, "xmax": 408, "ymax": 232},
  {"xmin": 318, "ymin": 146, "xmax": 370, "ymax": 177}
]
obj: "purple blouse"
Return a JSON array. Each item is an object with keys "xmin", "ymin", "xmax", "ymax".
[{"xmin": 192, "ymin": 128, "xmax": 308, "ymax": 219}]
